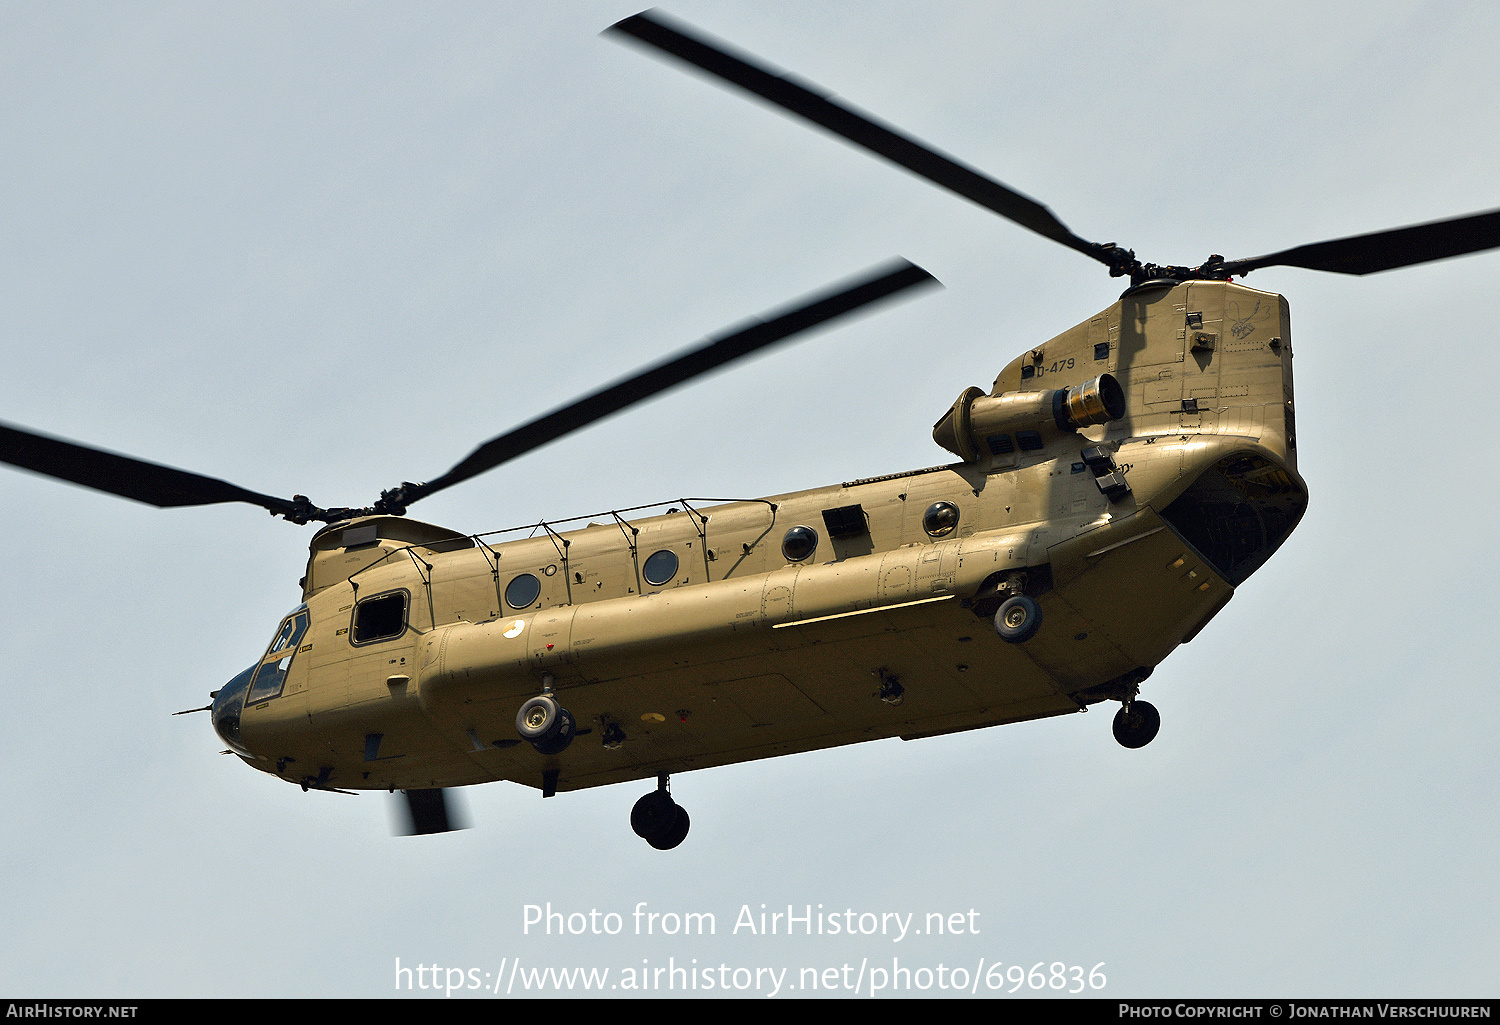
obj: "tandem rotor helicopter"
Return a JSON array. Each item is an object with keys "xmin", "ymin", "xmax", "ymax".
[{"xmin": 5, "ymin": 11, "xmax": 1499, "ymax": 851}]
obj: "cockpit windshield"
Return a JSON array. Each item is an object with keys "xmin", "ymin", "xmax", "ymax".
[
  {"xmin": 267, "ymin": 615, "xmax": 301, "ymax": 655},
  {"xmin": 246, "ymin": 607, "xmax": 310, "ymax": 703}
]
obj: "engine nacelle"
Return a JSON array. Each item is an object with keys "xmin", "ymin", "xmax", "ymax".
[{"xmin": 932, "ymin": 373, "xmax": 1125, "ymax": 462}]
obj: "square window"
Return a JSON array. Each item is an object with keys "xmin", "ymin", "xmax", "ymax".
[
  {"xmin": 821, "ymin": 504, "xmax": 867, "ymax": 539},
  {"xmin": 353, "ymin": 592, "xmax": 407, "ymax": 644}
]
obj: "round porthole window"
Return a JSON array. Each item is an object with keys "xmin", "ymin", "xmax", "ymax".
[
  {"xmin": 642, "ymin": 549, "xmax": 679, "ymax": 586},
  {"xmin": 504, "ymin": 572, "xmax": 541, "ymax": 609},
  {"xmin": 923, "ymin": 501, "xmax": 961, "ymax": 537},
  {"xmin": 782, "ymin": 525, "xmax": 818, "ymax": 562}
]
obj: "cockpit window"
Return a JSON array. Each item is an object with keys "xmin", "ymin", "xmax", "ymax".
[
  {"xmin": 268, "ymin": 616, "xmax": 300, "ymax": 655},
  {"xmin": 247, "ymin": 609, "xmax": 310, "ymax": 703}
]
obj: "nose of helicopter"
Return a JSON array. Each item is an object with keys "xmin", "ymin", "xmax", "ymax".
[{"xmin": 211, "ymin": 664, "xmax": 256, "ymax": 754}]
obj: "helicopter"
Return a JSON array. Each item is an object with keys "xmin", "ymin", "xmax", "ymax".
[{"xmin": 4, "ymin": 9, "xmax": 1498, "ymax": 854}]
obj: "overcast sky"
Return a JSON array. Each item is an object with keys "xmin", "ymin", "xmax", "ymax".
[{"xmin": 1, "ymin": 1, "xmax": 1496, "ymax": 999}]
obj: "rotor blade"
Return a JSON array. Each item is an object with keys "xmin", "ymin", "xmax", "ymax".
[
  {"xmin": 606, "ymin": 10, "xmax": 1108, "ymax": 266},
  {"xmin": 398, "ymin": 788, "xmax": 466, "ymax": 836},
  {"xmin": 1223, "ymin": 208, "xmax": 1500, "ymax": 277},
  {"xmin": 402, "ymin": 258, "xmax": 940, "ymax": 505},
  {"xmin": 0, "ymin": 421, "xmax": 303, "ymax": 519}
]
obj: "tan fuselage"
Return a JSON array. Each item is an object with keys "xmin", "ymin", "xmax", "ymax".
[{"xmin": 225, "ymin": 280, "xmax": 1307, "ymax": 794}]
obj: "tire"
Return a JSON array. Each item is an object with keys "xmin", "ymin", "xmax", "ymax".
[
  {"xmin": 530, "ymin": 709, "xmax": 576, "ymax": 755},
  {"xmin": 516, "ymin": 695, "xmax": 560, "ymax": 740},
  {"xmin": 1112, "ymin": 700, "xmax": 1161, "ymax": 749},
  {"xmin": 647, "ymin": 806, "xmax": 690, "ymax": 851},
  {"xmin": 631, "ymin": 789, "xmax": 678, "ymax": 842},
  {"xmin": 993, "ymin": 595, "xmax": 1042, "ymax": 643}
]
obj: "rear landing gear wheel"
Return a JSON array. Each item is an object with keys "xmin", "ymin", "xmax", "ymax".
[
  {"xmin": 993, "ymin": 595, "xmax": 1042, "ymax": 643},
  {"xmin": 1113, "ymin": 700, "xmax": 1160, "ymax": 749},
  {"xmin": 632, "ymin": 778, "xmax": 690, "ymax": 850},
  {"xmin": 648, "ymin": 806, "xmax": 690, "ymax": 850}
]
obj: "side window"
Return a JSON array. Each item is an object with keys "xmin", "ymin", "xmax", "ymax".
[
  {"xmin": 505, "ymin": 573, "xmax": 541, "ymax": 610},
  {"xmin": 352, "ymin": 591, "xmax": 407, "ymax": 645},
  {"xmin": 642, "ymin": 549, "xmax": 679, "ymax": 587},
  {"xmin": 247, "ymin": 609, "xmax": 309, "ymax": 703},
  {"xmin": 782, "ymin": 525, "xmax": 818, "ymax": 562}
]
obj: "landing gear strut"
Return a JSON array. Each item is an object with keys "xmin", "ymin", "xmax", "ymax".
[
  {"xmin": 631, "ymin": 774, "xmax": 690, "ymax": 850},
  {"xmin": 1112, "ymin": 699, "xmax": 1160, "ymax": 749}
]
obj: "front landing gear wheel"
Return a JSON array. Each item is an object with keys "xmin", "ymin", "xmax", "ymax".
[
  {"xmin": 1112, "ymin": 700, "xmax": 1160, "ymax": 749},
  {"xmin": 993, "ymin": 595, "xmax": 1042, "ymax": 643},
  {"xmin": 632, "ymin": 783, "xmax": 690, "ymax": 850},
  {"xmin": 516, "ymin": 695, "xmax": 576, "ymax": 755}
]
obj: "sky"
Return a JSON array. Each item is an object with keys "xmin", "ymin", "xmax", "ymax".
[{"xmin": 1, "ymin": 0, "xmax": 1497, "ymax": 1000}]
